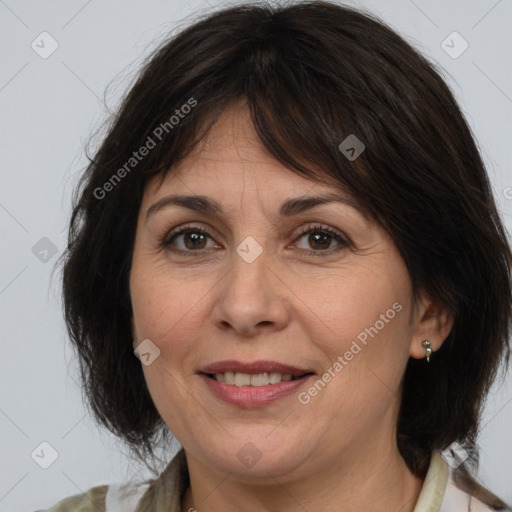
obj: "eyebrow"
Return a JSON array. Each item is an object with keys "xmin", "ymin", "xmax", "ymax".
[{"xmin": 145, "ymin": 193, "xmax": 367, "ymax": 224}]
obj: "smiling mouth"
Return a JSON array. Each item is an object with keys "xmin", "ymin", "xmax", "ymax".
[{"xmin": 204, "ymin": 371, "xmax": 314, "ymax": 387}]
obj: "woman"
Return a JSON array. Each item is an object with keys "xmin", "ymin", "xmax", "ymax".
[{"xmin": 44, "ymin": 1, "xmax": 512, "ymax": 510}]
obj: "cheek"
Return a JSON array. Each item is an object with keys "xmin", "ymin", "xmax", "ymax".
[
  {"xmin": 315, "ymin": 265, "xmax": 412, "ymax": 397},
  {"xmin": 130, "ymin": 268, "xmax": 209, "ymax": 364},
  {"xmin": 130, "ymin": 271, "xmax": 206, "ymax": 424},
  {"xmin": 314, "ymin": 266, "xmax": 407, "ymax": 343}
]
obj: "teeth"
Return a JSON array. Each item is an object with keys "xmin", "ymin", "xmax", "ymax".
[
  {"xmin": 213, "ymin": 372, "xmax": 296, "ymax": 386},
  {"xmin": 234, "ymin": 372, "xmax": 251, "ymax": 386},
  {"xmin": 251, "ymin": 373, "xmax": 270, "ymax": 386},
  {"xmin": 268, "ymin": 372, "xmax": 282, "ymax": 384},
  {"xmin": 224, "ymin": 371, "xmax": 235, "ymax": 385}
]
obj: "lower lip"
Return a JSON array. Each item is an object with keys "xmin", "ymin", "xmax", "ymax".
[{"xmin": 200, "ymin": 373, "xmax": 315, "ymax": 408}]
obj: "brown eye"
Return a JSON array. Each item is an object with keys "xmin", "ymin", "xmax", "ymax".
[
  {"xmin": 163, "ymin": 226, "xmax": 217, "ymax": 252},
  {"xmin": 295, "ymin": 225, "xmax": 349, "ymax": 254},
  {"xmin": 162, "ymin": 223, "xmax": 348, "ymax": 257},
  {"xmin": 307, "ymin": 232, "xmax": 332, "ymax": 250},
  {"xmin": 182, "ymin": 231, "xmax": 208, "ymax": 250}
]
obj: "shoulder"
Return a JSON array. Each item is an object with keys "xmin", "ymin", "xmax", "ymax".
[
  {"xmin": 442, "ymin": 477, "xmax": 499, "ymax": 511},
  {"xmin": 36, "ymin": 480, "xmax": 152, "ymax": 512},
  {"xmin": 36, "ymin": 449, "xmax": 185, "ymax": 512},
  {"xmin": 419, "ymin": 450, "xmax": 510, "ymax": 512},
  {"xmin": 441, "ymin": 465, "xmax": 510, "ymax": 512},
  {"xmin": 35, "ymin": 484, "xmax": 108, "ymax": 512}
]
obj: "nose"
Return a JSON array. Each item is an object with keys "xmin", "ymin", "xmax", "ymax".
[{"xmin": 213, "ymin": 246, "xmax": 290, "ymax": 337}]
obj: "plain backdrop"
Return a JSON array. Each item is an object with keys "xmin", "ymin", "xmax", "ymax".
[{"xmin": 1, "ymin": 0, "xmax": 511, "ymax": 510}]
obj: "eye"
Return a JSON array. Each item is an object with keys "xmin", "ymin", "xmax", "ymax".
[
  {"xmin": 161, "ymin": 223, "xmax": 349, "ymax": 256},
  {"xmin": 162, "ymin": 225, "xmax": 219, "ymax": 253},
  {"xmin": 293, "ymin": 224, "xmax": 349, "ymax": 255}
]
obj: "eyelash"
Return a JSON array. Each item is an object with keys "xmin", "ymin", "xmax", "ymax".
[{"xmin": 161, "ymin": 223, "xmax": 349, "ymax": 257}]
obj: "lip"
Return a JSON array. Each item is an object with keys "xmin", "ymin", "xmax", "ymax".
[
  {"xmin": 199, "ymin": 359, "xmax": 313, "ymax": 377},
  {"xmin": 198, "ymin": 360, "xmax": 315, "ymax": 409}
]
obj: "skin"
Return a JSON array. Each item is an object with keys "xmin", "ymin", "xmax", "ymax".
[{"xmin": 129, "ymin": 100, "xmax": 453, "ymax": 512}]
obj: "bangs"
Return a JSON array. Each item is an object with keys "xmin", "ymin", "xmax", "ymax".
[{"xmin": 138, "ymin": 37, "xmax": 377, "ymax": 225}]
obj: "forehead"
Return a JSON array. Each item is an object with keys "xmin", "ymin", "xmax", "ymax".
[
  {"xmin": 146, "ymin": 101, "xmax": 342, "ymax": 200},
  {"xmin": 139, "ymin": 101, "xmax": 376, "ymax": 233}
]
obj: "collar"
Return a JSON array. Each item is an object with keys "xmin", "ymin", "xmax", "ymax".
[{"xmin": 413, "ymin": 450, "xmax": 449, "ymax": 512}]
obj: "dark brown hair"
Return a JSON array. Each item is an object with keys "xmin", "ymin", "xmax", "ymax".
[{"xmin": 59, "ymin": 1, "xmax": 512, "ymax": 509}]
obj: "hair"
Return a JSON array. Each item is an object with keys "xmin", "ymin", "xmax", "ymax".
[{"xmin": 59, "ymin": 0, "xmax": 512, "ymax": 510}]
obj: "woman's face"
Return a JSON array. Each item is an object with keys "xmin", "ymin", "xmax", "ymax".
[{"xmin": 129, "ymin": 102, "xmax": 434, "ymax": 481}]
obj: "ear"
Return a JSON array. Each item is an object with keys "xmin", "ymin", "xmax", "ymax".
[{"xmin": 409, "ymin": 293, "xmax": 454, "ymax": 360}]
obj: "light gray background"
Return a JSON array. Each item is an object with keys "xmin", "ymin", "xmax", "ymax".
[{"xmin": 1, "ymin": 1, "xmax": 511, "ymax": 510}]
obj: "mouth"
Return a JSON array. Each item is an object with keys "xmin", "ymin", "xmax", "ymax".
[
  {"xmin": 199, "ymin": 359, "xmax": 315, "ymax": 386},
  {"xmin": 198, "ymin": 360, "xmax": 316, "ymax": 407},
  {"xmin": 203, "ymin": 371, "xmax": 312, "ymax": 386}
]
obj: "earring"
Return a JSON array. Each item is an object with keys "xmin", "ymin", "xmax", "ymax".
[{"xmin": 422, "ymin": 340, "xmax": 433, "ymax": 363}]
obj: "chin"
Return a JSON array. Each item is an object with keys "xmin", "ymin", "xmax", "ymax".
[{"xmin": 191, "ymin": 431, "xmax": 317, "ymax": 482}]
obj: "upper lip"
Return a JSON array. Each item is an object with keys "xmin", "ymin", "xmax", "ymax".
[{"xmin": 199, "ymin": 360, "xmax": 315, "ymax": 377}]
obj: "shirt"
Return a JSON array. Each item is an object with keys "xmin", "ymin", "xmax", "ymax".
[{"xmin": 37, "ymin": 449, "xmax": 499, "ymax": 512}]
